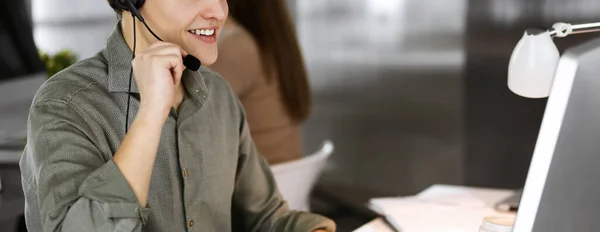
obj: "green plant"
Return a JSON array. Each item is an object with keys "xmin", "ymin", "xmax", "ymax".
[{"xmin": 39, "ymin": 50, "xmax": 77, "ymax": 78}]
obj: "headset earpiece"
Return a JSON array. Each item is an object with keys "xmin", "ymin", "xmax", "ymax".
[
  {"xmin": 115, "ymin": 0, "xmax": 145, "ymax": 22},
  {"xmin": 114, "ymin": 0, "xmax": 145, "ymax": 11}
]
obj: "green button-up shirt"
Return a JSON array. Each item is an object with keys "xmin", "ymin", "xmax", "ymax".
[{"xmin": 19, "ymin": 24, "xmax": 335, "ymax": 232}]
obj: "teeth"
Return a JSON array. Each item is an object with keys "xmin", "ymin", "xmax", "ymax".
[
  {"xmin": 189, "ymin": 29, "xmax": 215, "ymax": 36},
  {"xmin": 201, "ymin": 29, "xmax": 214, "ymax": 36}
]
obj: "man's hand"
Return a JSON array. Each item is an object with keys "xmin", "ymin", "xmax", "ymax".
[{"xmin": 132, "ymin": 41, "xmax": 187, "ymax": 117}]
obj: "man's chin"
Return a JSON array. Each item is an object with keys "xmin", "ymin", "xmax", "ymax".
[
  {"xmin": 195, "ymin": 54, "xmax": 218, "ymax": 67},
  {"xmin": 182, "ymin": 44, "xmax": 217, "ymax": 67}
]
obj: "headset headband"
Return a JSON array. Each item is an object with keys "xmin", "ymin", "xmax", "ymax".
[{"xmin": 114, "ymin": 0, "xmax": 145, "ymax": 11}]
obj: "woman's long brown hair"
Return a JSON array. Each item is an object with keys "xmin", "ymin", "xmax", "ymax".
[{"xmin": 228, "ymin": 0, "xmax": 311, "ymax": 122}]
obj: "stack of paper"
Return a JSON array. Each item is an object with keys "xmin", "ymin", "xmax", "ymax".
[{"xmin": 367, "ymin": 185, "xmax": 515, "ymax": 232}]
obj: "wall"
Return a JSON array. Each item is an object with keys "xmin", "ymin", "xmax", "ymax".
[
  {"xmin": 300, "ymin": 0, "xmax": 467, "ymax": 196},
  {"xmin": 31, "ymin": 0, "xmax": 120, "ymax": 59}
]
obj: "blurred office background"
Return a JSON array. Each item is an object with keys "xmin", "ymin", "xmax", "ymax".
[{"xmin": 2, "ymin": 0, "xmax": 600, "ymax": 231}]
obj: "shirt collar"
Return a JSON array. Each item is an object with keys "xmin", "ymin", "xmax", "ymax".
[{"xmin": 104, "ymin": 22, "xmax": 208, "ymax": 107}]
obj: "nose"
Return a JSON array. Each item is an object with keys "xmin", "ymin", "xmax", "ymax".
[{"xmin": 201, "ymin": 0, "xmax": 228, "ymax": 21}]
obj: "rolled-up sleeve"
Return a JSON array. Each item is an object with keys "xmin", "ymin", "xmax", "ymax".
[
  {"xmin": 231, "ymin": 103, "xmax": 336, "ymax": 232},
  {"xmin": 20, "ymin": 100, "xmax": 147, "ymax": 232}
]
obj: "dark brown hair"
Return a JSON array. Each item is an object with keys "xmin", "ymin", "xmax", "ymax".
[{"xmin": 229, "ymin": 0, "xmax": 311, "ymax": 122}]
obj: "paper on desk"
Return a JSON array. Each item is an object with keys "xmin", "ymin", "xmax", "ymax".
[
  {"xmin": 417, "ymin": 184, "xmax": 514, "ymax": 207},
  {"xmin": 368, "ymin": 194, "xmax": 485, "ymax": 215},
  {"xmin": 386, "ymin": 203, "xmax": 499, "ymax": 232},
  {"xmin": 367, "ymin": 185, "xmax": 515, "ymax": 232},
  {"xmin": 368, "ymin": 199, "xmax": 504, "ymax": 232}
]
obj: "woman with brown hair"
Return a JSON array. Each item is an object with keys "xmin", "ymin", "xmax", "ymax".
[{"xmin": 209, "ymin": 0, "xmax": 310, "ymax": 165}]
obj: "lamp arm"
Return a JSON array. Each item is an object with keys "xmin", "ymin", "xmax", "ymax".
[{"xmin": 550, "ymin": 22, "xmax": 600, "ymax": 37}]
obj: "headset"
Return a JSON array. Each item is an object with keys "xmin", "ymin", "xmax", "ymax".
[{"xmin": 113, "ymin": 0, "xmax": 201, "ymax": 133}]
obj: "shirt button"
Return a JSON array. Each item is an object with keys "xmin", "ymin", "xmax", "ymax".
[
  {"xmin": 183, "ymin": 169, "xmax": 189, "ymax": 178},
  {"xmin": 189, "ymin": 219, "xmax": 194, "ymax": 228}
]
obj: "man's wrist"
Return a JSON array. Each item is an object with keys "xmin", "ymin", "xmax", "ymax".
[
  {"xmin": 138, "ymin": 103, "xmax": 169, "ymax": 120},
  {"xmin": 136, "ymin": 104, "xmax": 169, "ymax": 127}
]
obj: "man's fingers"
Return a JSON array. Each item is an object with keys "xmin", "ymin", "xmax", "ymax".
[
  {"xmin": 136, "ymin": 42, "xmax": 187, "ymax": 83},
  {"xmin": 172, "ymin": 62, "xmax": 185, "ymax": 85},
  {"xmin": 143, "ymin": 42, "xmax": 190, "ymax": 69},
  {"xmin": 154, "ymin": 54, "xmax": 184, "ymax": 74}
]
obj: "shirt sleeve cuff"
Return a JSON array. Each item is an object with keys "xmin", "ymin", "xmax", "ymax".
[
  {"xmin": 77, "ymin": 159, "xmax": 150, "ymax": 223},
  {"xmin": 302, "ymin": 216, "xmax": 336, "ymax": 232},
  {"xmin": 99, "ymin": 202, "xmax": 151, "ymax": 224}
]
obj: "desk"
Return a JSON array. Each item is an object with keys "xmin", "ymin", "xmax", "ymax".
[{"xmin": 354, "ymin": 185, "xmax": 516, "ymax": 232}]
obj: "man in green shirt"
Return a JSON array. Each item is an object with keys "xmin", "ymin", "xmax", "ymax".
[{"xmin": 19, "ymin": 0, "xmax": 335, "ymax": 231}]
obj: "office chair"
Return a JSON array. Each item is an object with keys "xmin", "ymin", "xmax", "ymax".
[{"xmin": 271, "ymin": 140, "xmax": 334, "ymax": 212}]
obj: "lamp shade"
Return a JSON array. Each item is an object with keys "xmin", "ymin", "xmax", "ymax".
[{"xmin": 508, "ymin": 29, "xmax": 560, "ymax": 98}]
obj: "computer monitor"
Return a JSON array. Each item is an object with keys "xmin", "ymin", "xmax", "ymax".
[{"xmin": 513, "ymin": 36, "xmax": 600, "ymax": 231}]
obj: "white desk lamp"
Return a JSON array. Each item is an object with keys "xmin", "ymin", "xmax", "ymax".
[{"xmin": 508, "ymin": 22, "xmax": 600, "ymax": 98}]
